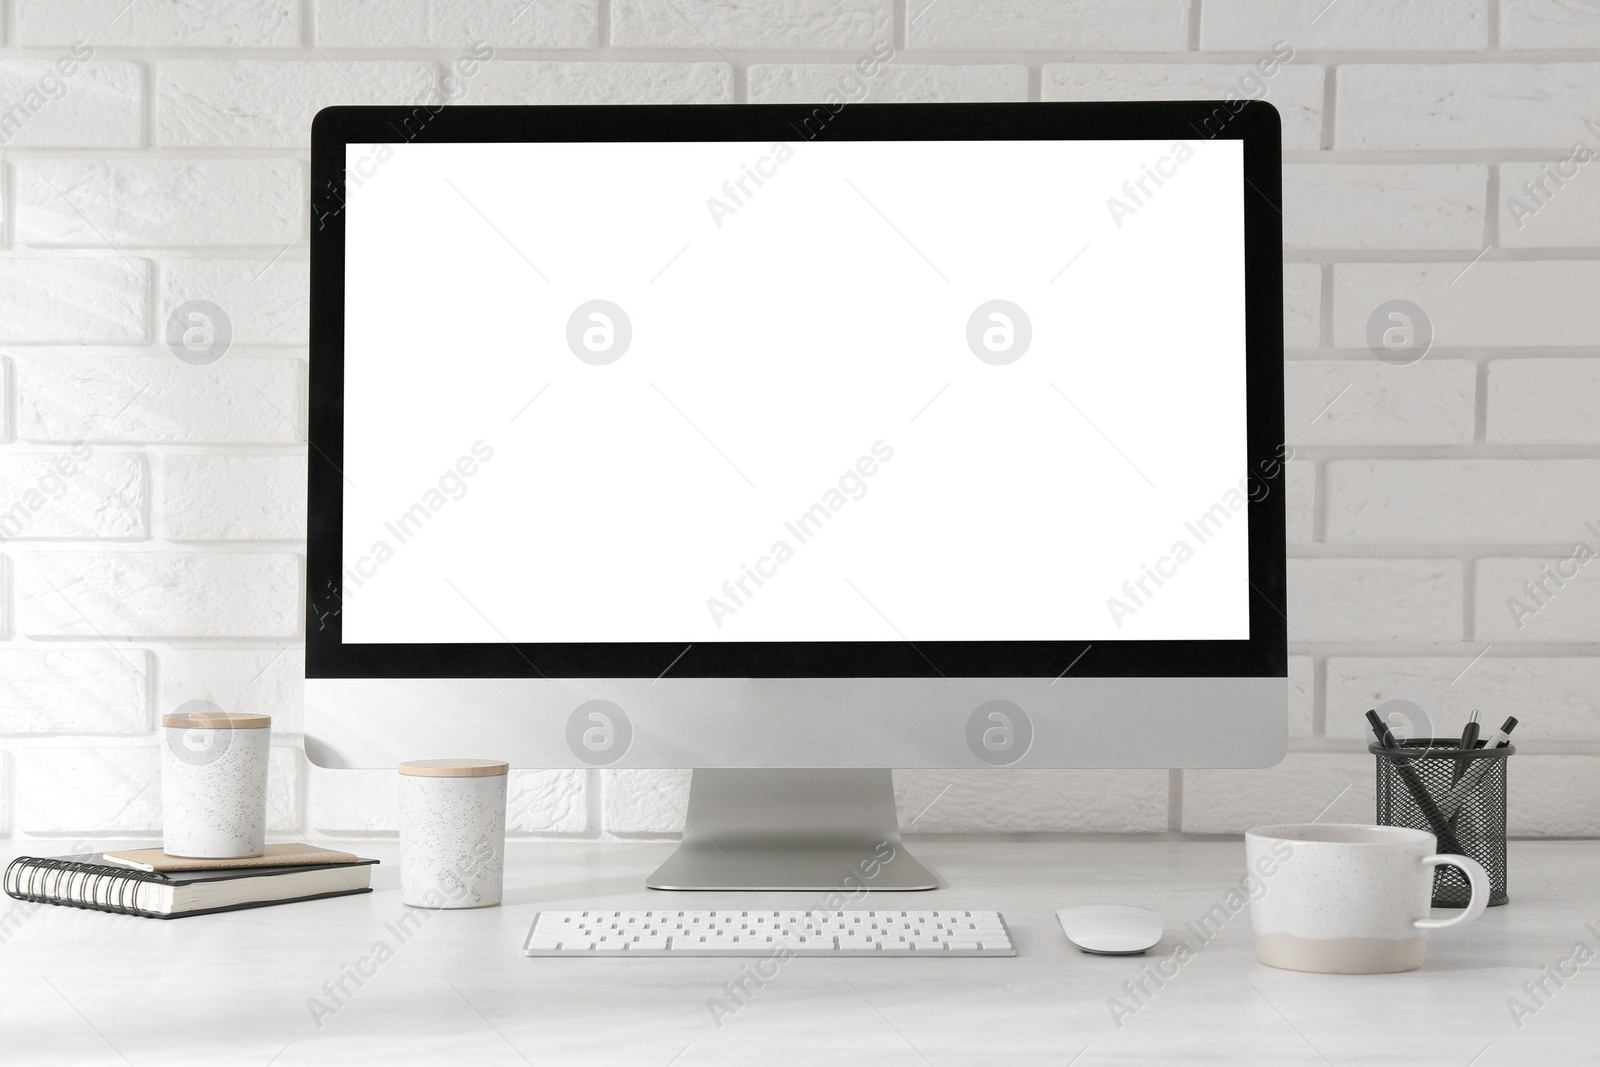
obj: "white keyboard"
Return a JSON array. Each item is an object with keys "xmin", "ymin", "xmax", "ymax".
[{"xmin": 523, "ymin": 910, "xmax": 1015, "ymax": 957}]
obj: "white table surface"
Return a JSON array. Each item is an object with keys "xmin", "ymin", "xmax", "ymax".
[{"xmin": 2, "ymin": 838, "xmax": 1595, "ymax": 1065}]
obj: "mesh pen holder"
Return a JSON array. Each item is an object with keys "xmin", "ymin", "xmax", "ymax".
[{"xmin": 1370, "ymin": 738, "xmax": 1512, "ymax": 908}]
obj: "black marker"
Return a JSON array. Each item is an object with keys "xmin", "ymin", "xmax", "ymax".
[{"xmin": 1366, "ymin": 708, "xmax": 1467, "ymax": 855}]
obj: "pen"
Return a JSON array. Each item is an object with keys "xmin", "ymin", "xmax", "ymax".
[
  {"xmin": 1440, "ymin": 716, "xmax": 1518, "ymax": 819},
  {"xmin": 1479, "ymin": 715, "xmax": 1517, "ymax": 752},
  {"xmin": 1367, "ymin": 709, "xmax": 1467, "ymax": 854},
  {"xmin": 1454, "ymin": 710, "xmax": 1480, "ymax": 784},
  {"xmin": 1365, "ymin": 709, "xmax": 1397, "ymax": 748}
]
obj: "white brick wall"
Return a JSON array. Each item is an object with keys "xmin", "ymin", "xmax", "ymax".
[
  {"xmin": 0, "ymin": 649, "xmax": 148, "ymax": 734},
  {"xmin": 1333, "ymin": 263, "xmax": 1600, "ymax": 348},
  {"xmin": 155, "ymin": 61, "xmax": 439, "ymax": 148},
  {"xmin": 1324, "ymin": 460, "xmax": 1600, "ymax": 543},
  {"xmin": 1201, "ymin": 1, "xmax": 1486, "ymax": 51},
  {"xmin": 1336, "ymin": 64, "xmax": 1600, "ymax": 150},
  {"xmin": 15, "ymin": 159, "xmax": 305, "ymax": 246},
  {"xmin": 158, "ymin": 648, "xmax": 304, "ymax": 733},
  {"xmin": 14, "ymin": 552, "xmax": 300, "ymax": 638},
  {"xmin": 1287, "ymin": 559, "xmax": 1463, "ymax": 643},
  {"xmin": 1042, "ymin": 63, "xmax": 1325, "ymax": 151},
  {"xmin": 0, "ymin": 59, "xmax": 141, "ymax": 147},
  {"xmin": 313, "ymin": 1, "xmax": 600, "ymax": 49},
  {"xmin": 472, "ymin": 61, "xmax": 734, "ymax": 104},
  {"xmin": 1285, "ymin": 361, "xmax": 1475, "ymax": 446},
  {"xmin": 14, "ymin": 355, "xmax": 303, "ymax": 444},
  {"xmin": 613, "ymin": 0, "xmax": 887, "ymax": 49},
  {"xmin": 15, "ymin": 2, "xmax": 298, "ymax": 48},
  {"xmin": 1488, "ymin": 359, "xmax": 1600, "ymax": 442},
  {"xmin": 912, "ymin": 1, "xmax": 1187, "ymax": 51},
  {"xmin": 0, "ymin": 450, "xmax": 145, "ymax": 539},
  {"xmin": 159, "ymin": 455, "xmax": 305, "ymax": 541},
  {"xmin": 1281, "ymin": 164, "xmax": 1485, "ymax": 250},
  {"xmin": 2, "ymin": 1, "xmax": 1597, "ymax": 843},
  {"xmin": 0, "ymin": 258, "xmax": 146, "ymax": 343},
  {"xmin": 1499, "ymin": 162, "xmax": 1600, "ymax": 247},
  {"xmin": 749, "ymin": 63, "xmax": 1028, "ymax": 103},
  {"xmin": 160, "ymin": 259, "xmax": 310, "ymax": 346}
]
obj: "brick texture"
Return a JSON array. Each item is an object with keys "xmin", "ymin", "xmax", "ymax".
[
  {"xmin": 0, "ymin": 59, "xmax": 142, "ymax": 147},
  {"xmin": 1287, "ymin": 558, "xmax": 1463, "ymax": 642},
  {"xmin": 1282, "ymin": 264, "xmax": 1321, "ymax": 349},
  {"xmin": 1487, "ymin": 359, "xmax": 1600, "ymax": 444},
  {"xmin": 1477, "ymin": 557, "xmax": 1600, "ymax": 641},
  {"xmin": 1202, "ymin": 0, "xmax": 1487, "ymax": 50},
  {"xmin": 911, "ymin": 0, "xmax": 1188, "ymax": 51},
  {"xmin": 159, "ymin": 258, "xmax": 310, "ymax": 346},
  {"xmin": 15, "ymin": 160, "xmax": 305, "ymax": 247},
  {"xmin": 1337, "ymin": 65, "xmax": 1600, "ymax": 150},
  {"xmin": 315, "ymin": 0, "xmax": 599, "ymax": 48},
  {"xmin": 0, "ymin": 450, "xmax": 145, "ymax": 539},
  {"xmin": 1499, "ymin": 162, "xmax": 1600, "ymax": 248},
  {"xmin": 894, "ymin": 770, "xmax": 1170, "ymax": 833},
  {"xmin": 0, "ymin": 258, "xmax": 147, "ymax": 343},
  {"xmin": 1285, "ymin": 459, "xmax": 1315, "ymax": 545},
  {"xmin": 1285, "ymin": 361, "xmax": 1476, "ymax": 446},
  {"xmin": 1288, "ymin": 655, "xmax": 1314, "ymax": 738},
  {"xmin": 15, "ymin": 1, "xmax": 299, "ymax": 47},
  {"xmin": 157, "ymin": 648, "xmax": 305, "ymax": 735},
  {"xmin": 13, "ymin": 356, "xmax": 303, "ymax": 445},
  {"xmin": 1324, "ymin": 657, "xmax": 1600, "ymax": 741},
  {"xmin": 1283, "ymin": 165, "xmax": 1486, "ymax": 251},
  {"xmin": 1183, "ymin": 754, "xmax": 1374, "ymax": 833},
  {"xmin": 159, "ymin": 454, "xmax": 306, "ymax": 541},
  {"xmin": 1324, "ymin": 460, "xmax": 1600, "ymax": 544},
  {"xmin": 749, "ymin": 64, "xmax": 1028, "ymax": 103},
  {"xmin": 1, "ymin": 14, "xmax": 1598, "ymax": 841},
  {"xmin": 10, "ymin": 738, "xmax": 302, "ymax": 836},
  {"xmin": 612, "ymin": 0, "xmax": 889, "ymax": 49},
  {"xmin": 1502, "ymin": 0, "xmax": 1600, "ymax": 48},
  {"xmin": 1043, "ymin": 64, "xmax": 1325, "ymax": 151},
  {"xmin": 14, "ymin": 552, "xmax": 300, "ymax": 639},
  {"xmin": 472, "ymin": 62, "xmax": 735, "ymax": 104},
  {"xmin": 156, "ymin": 61, "xmax": 438, "ymax": 148},
  {"xmin": 1508, "ymin": 756, "xmax": 1600, "ymax": 836},
  {"xmin": 0, "ymin": 649, "xmax": 149, "ymax": 735},
  {"xmin": 307, "ymin": 765, "xmax": 589, "ymax": 834},
  {"xmin": 1333, "ymin": 263, "xmax": 1600, "ymax": 349}
]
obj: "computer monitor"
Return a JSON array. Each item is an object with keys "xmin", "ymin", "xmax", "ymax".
[{"xmin": 307, "ymin": 102, "xmax": 1286, "ymax": 890}]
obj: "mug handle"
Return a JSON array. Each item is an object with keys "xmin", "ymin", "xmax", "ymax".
[{"xmin": 1413, "ymin": 853, "xmax": 1490, "ymax": 930}]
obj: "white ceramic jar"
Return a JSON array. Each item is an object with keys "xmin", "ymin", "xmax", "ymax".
[
  {"xmin": 161, "ymin": 710, "xmax": 271, "ymax": 858},
  {"xmin": 398, "ymin": 759, "xmax": 508, "ymax": 909}
]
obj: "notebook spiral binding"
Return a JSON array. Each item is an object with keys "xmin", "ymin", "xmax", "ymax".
[{"xmin": 4, "ymin": 856, "xmax": 164, "ymax": 918}]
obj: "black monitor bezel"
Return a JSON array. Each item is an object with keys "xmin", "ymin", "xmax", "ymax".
[{"xmin": 308, "ymin": 101, "xmax": 1286, "ymax": 680}]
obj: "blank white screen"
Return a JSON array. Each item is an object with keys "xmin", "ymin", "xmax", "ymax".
[{"xmin": 341, "ymin": 138, "xmax": 1249, "ymax": 643}]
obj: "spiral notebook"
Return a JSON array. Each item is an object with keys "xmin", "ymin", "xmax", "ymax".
[{"xmin": 3, "ymin": 853, "xmax": 377, "ymax": 919}]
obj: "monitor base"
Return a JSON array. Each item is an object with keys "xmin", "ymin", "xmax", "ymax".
[{"xmin": 646, "ymin": 769, "xmax": 937, "ymax": 891}]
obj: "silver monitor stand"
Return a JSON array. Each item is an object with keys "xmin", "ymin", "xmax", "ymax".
[{"xmin": 646, "ymin": 769, "xmax": 938, "ymax": 891}]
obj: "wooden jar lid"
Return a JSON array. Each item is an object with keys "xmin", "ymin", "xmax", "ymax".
[
  {"xmin": 162, "ymin": 711, "xmax": 271, "ymax": 729},
  {"xmin": 398, "ymin": 758, "xmax": 509, "ymax": 778}
]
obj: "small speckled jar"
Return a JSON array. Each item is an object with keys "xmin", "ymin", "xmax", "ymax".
[
  {"xmin": 160, "ymin": 711, "xmax": 271, "ymax": 858},
  {"xmin": 398, "ymin": 759, "xmax": 508, "ymax": 909}
]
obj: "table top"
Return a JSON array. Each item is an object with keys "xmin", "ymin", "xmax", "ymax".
[{"xmin": 3, "ymin": 838, "xmax": 1595, "ymax": 1065}]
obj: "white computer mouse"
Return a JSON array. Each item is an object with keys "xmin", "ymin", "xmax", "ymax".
[{"xmin": 1056, "ymin": 904, "xmax": 1163, "ymax": 955}]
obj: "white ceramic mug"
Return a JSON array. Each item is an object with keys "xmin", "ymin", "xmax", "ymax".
[
  {"xmin": 1245, "ymin": 823, "xmax": 1489, "ymax": 974},
  {"xmin": 398, "ymin": 759, "xmax": 508, "ymax": 909},
  {"xmin": 161, "ymin": 710, "xmax": 271, "ymax": 858}
]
